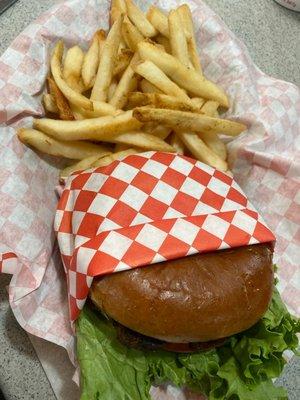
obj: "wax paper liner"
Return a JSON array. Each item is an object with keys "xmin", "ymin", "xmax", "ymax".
[{"xmin": 0, "ymin": 0, "xmax": 299, "ymax": 398}]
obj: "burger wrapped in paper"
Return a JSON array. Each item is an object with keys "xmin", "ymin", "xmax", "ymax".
[{"xmin": 55, "ymin": 152, "xmax": 299, "ymax": 400}]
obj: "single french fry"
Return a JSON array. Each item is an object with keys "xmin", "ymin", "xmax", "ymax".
[
  {"xmin": 127, "ymin": 91, "xmax": 150, "ymax": 107},
  {"xmin": 155, "ymin": 34, "xmax": 171, "ymax": 53},
  {"xmin": 47, "ymin": 77, "xmax": 74, "ymax": 120},
  {"xmin": 169, "ymin": 132, "xmax": 185, "ymax": 154},
  {"xmin": 113, "ymin": 48, "xmax": 134, "ymax": 76},
  {"xmin": 133, "ymin": 107, "xmax": 247, "ymax": 136},
  {"xmin": 18, "ymin": 128, "xmax": 111, "ymax": 160},
  {"xmin": 187, "ymin": 39, "xmax": 202, "ymax": 75},
  {"xmin": 198, "ymin": 131, "xmax": 227, "ymax": 161},
  {"xmin": 42, "ymin": 93, "xmax": 58, "ymax": 114},
  {"xmin": 109, "ymin": 53, "xmax": 139, "ymax": 109},
  {"xmin": 93, "ymin": 101, "xmax": 120, "ymax": 116},
  {"xmin": 51, "ymin": 41, "xmax": 93, "ymax": 110},
  {"xmin": 119, "ymin": 37, "xmax": 127, "ymax": 51},
  {"xmin": 146, "ymin": 6, "xmax": 169, "ymax": 37},
  {"xmin": 81, "ymin": 31, "xmax": 105, "ymax": 88},
  {"xmin": 190, "ymin": 97, "xmax": 205, "ymax": 109},
  {"xmin": 60, "ymin": 154, "xmax": 109, "ymax": 179},
  {"xmin": 70, "ymin": 105, "xmax": 84, "ymax": 120},
  {"xmin": 101, "ymin": 131, "xmax": 175, "ymax": 152},
  {"xmin": 111, "ymin": 76, "xmax": 137, "ymax": 109},
  {"xmin": 139, "ymin": 79, "xmax": 163, "ymax": 94},
  {"xmin": 198, "ymin": 100, "xmax": 226, "ymax": 160},
  {"xmin": 138, "ymin": 41, "xmax": 228, "ymax": 107},
  {"xmin": 127, "ymin": 92, "xmax": 201, "ymax": 112},
  {"xmin": 177, "ymin": 4, "xmax": 202, "ymax": 74},
  {"xmin": 144, "ymin": 123, "xmax": 171, "ymax": 140},
  {"xmin": 33, "ymin": 110, "xmax": 142, "ymax": 141},
  {"xmin": 91, "ymin": 16, "xmax": 122, "ymax": 101},
  {"xmin": 177, "ymin": 131, "xmax": 227, "ymax": 171},
  {"xmin": 168, "ymin": 9, "xmax": 191, "ymax": 68},
  {"xmin": 134, "ymin": 60, "xmax": 190, "ymax": 101},
  {"xmin": 110, "ymin": 0, "xmax": 126, "ymax": 25},
  {"xmin": 63, "ymin": 45, "xmax": 85, "ymax": 92},
  {"xmin": 122, "ymin": 15, "xmax": 144, "ymax": 52},
  {"xmin": 108, "ymin": 79, "xmax": 118, "ymax": 102},
  {"xmin": 97, "ymin": 29, "xmax": 107, "ymax": 55},
  {"xmin": 201, "ymin": 100, "xmax": 219, "ymax": 116},
  {"xmin": 125, "ymin": 0, "xmax": 157, "ymax": 38},
  {"xmin": 72, "ymin": 101, "xmax": 118, "ymax": 119}
]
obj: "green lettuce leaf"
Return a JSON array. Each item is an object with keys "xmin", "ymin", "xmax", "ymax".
[{"xmin": 76, "ymin": 287, "xmax": 299, "ymax": 400}]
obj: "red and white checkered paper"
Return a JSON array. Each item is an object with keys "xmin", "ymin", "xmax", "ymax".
[
  {"xmin": 0, "ymin": 0, "xmax": 299, "ymax": 398},
  {"xmin": 55, "ymin": 151, "xmax": 275, "ymax": 321}
]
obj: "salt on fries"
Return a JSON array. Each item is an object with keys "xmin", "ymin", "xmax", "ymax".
[{"xmin": 18, "ymin": 0, "xmax": 247, "ymax": 178}]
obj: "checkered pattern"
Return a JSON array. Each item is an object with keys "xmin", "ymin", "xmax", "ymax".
[
  {"xmin": 55, "ymin": 152, "xmax": 275, "ymax": 321},
  {"xmin": 0, "ymin": 0, "xmax": 299, "ymax": 393}
]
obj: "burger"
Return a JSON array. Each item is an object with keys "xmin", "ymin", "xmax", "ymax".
[
  {"xmin": 56, "ymin": 145, "xmax": 298, "ymax": 400},
  {"xmin": 90, "ymin": 243, "xmax": 274, "ymax": 352},
  {"xmin": 76, "ymin": 241, "xmax": 299, "ymax": 400}
]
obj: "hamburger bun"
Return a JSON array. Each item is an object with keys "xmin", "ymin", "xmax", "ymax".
[{"xmin": 90, "ymin": 243, "xmax": 273, "ymax": 343}]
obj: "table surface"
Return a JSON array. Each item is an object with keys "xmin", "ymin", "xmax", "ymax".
[{"xmin": 0, "ymin": 1, "xmax": 299, "ymax": 399}]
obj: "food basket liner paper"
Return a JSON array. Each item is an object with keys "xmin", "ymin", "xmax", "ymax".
[{"xmin": 0, "ymin": 0, "xmax": 299, "ymax": 397}]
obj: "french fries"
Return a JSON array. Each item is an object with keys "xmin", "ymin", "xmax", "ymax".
[
  {"xmin": 108, "ymin": 79, "xmax": 118, "ymax": 102},
  {"xmin": 155, "ymin": 34, "xmax": 171, "ymax": 53},
  {"xmin": 34, "ymin": 110, "xmax": 142, "ymax": 141},
  {"xmin": 91, "ymin": 16, "xmax": 122, "ymax": 101},
  {"xmin": 110, "ymin": 0, "xmax": 126, "ymax": 24},
  {"xmin": 144, "ymin": 123, "xmax": 171, "ymax": 140},
  {"xmin": 138, "ymin": 41, "xmax": 229, "ymax": 107},
  {"xmin": 19, "ymin": 1, "xmax": 248, "ymax": 179},
  {"xmin": 97, "ymin": 29, "xmax": 107, "ymax": 56},
  {"xmin": 177, "ymin": 4, "xmax": 202, "ymax": 74},
  {"xmin": 170, "ymin": 133, "xmax": 185, "ymax": 155},
  {"xmin": 42, "ymin": 94, "xmax": 58, "ymax": 114},
  {"xmin": 51, "ymin": 41, "xmax": 93, "ymax": 110},
  {"xmin": 63, "ymin": 45, "xmax": 85, "ymax": 92},
  {"xmin": 197, "ymin": 100, "xmax": 227, "ymax": 160},
  {"xmin": 18, "ymin": 128, "xmax": 111, "ymax": 160},
  {"xmin": 198, "ymin": 131, "xmax": 227, "ymax": 161},
  {"xmin": 72, "ymin": 101, "xmax": 118, "ymax": 119},
  {"xmin": 109, "ymin": 53, "xmax": 139, "ymax": 109},
  {"xmin": 190, "ymin": 98, "xmax": 205, "ymax": 109},
  {"xmin": 113, "ymin": 48, "xmax": 134, "ymax": 76},
  {"xmin": 47, "ymin": 77, "xmax": 74, "ymax": 120},
  {"xmin": 104, "ymin": 131, "xmax": 175, "ymax": 151},
  {"xmin": 134, "ymin": 60, "xmax": 190, "ymax": 101},
  {"xmin": 133, "ymin": 107, "xmax": 247, "ymax": 136},
  {"xmin": 178, "ymin": 131, "xmax": 227, "ymax": 171},
  {"xmin": 201, "ymin": 100, "xmax": 219, "ymax": 116},
  {"xmin": 139, "ymin": 79, "xmax": 163, "ymax": 94},
  {"xmin": 127, "ymin": 92, "xmax": 202, "ymax": 112},
  {"xmin": 81, "ymin": 30, "xmax": 105, "ymax": 88},
  {"xmin": 146, "ymin": 6, "xmax": 169, "ymax": 37},
  {"xmin": 125, "ymin": 0, "xmax": 157, "ymax": 38},
  {"xmin": 122, "ymin": 16, "xmax": 144, "ymax": 52},
  {"xmin": 168, "ymin": 9, "xmax": 191, "ymax": 68}
]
